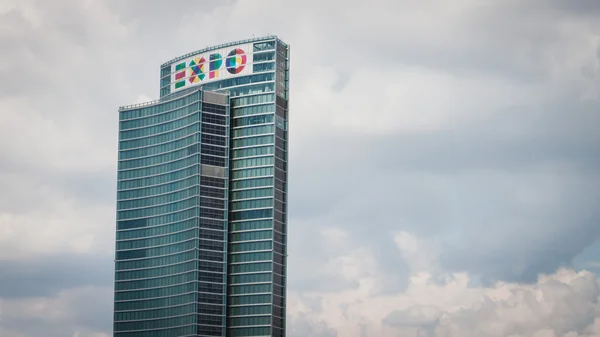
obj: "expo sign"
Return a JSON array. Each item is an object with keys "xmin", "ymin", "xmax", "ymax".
[{"xmin": 170, "ymin": 45, "xmax": 251, "ymax": 92}]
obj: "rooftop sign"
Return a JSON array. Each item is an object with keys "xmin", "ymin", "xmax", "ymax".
[{"xmin": 168, "ymin": 43, "xmax": 256, "ymax": 93}]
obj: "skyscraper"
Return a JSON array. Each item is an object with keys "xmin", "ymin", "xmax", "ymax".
[{"xmin": 114, "ymin": 36, "xmax": 289, "ymax": 337}]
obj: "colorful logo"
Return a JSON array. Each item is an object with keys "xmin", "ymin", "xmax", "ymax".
[
  {"xmin": 171, "ymin": 47, "xmax": 249, "ymax": 90},
  {"xmin": 209, "ymin": 54, "xmax": 222, "ymax": 79},
  {"xmin": 188, "ymin": 57, "xmax": 206, "ymax": 83},
  {"xmin": 174, "ymin": 62, "xmax": 187, "ymax": 89},
  {"xmin": 226, "ymin": 48, "xmax": 247, "ymax": 74}
]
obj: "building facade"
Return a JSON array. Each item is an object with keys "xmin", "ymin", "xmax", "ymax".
[{"xmin": 114, "ymin": 36, "xmax": 289, "ymax": 337}]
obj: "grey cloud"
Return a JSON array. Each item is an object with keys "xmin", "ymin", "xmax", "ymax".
[
  {"xmin": 286, "ymin": 217, "xmax": 405, "ymax": 294},
  {"xmin": 0, "ymin": 3, "xmax": 124, "ymax": 99},
  {"xmin": 0, "ymin": 9, "xmax": 46, "ymax": 97},
  {"xmin": 288, "ymin": 313, "xmax": 338, "ymax": 337},
  {"xmin": 286, "ymin": 60, "xmax": 600, "ymax": 282},
  {"xmin": 369, "ymin": 125, "xmax": 600, "ymax": 174},
  {"xmin": 0, "ymin": 1, "xmax": 124, "ymax": 213},
  {"xmin": 51, "ymin": 169, "xmax": 117, "ymax": 206},
  {"xmin": 384, "ymin": 305, "xmax": 442, "ymax": 329},
  {"xmin": 440, "ymin": 206, "xmax": 600, "ymax": 284},
  {"xmin": 330, "ymin": 69, "xmax": 352, "ymax": 93},
  {"xmin": 0, "ymin": 168, "xmax": 116, "ymax": 214},
  {"xmin": 287, "ymin": 270, "xmax": 361, "ymax": 294},
  {"xmin": 0, "ymin": 254, "xmax": 113, "ymax": 299},
  {"xmin": 0, "ymin": 286, "xmax": 113, "ymax": 337},
  {"xmin": 289, "ymin": 124, "xmax": 600, "ymax": 285},
  {"xmin": 297, "ymin": 0, "xmax": 600, "ymax": 90},
  {"xmin": 546, "ymin": 0, "xmax": 600, "ymax": 15}
]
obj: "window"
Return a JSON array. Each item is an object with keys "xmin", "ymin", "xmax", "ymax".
[
  {"xmin": 253, "ymin": 41, "xmax": 275, "ymax": 52},
  {"xmin": 253, "ymin": 52, "xmax": 275, "ymax": 62}
]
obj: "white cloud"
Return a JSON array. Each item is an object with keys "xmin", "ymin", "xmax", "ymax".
[
  {"xmin": 291, "ymin": 232, "xmax": 600, "ymax": 337},
  {"xmin": 0, "ymin": 285, "xmax": 112, "ymax": 337},
  {"xmin": 0, "ymin": 202, "xmax": 114, "ymax": 259},
  {"xmin": 394, "ymin": 231, "xmax": 440, "ymax": 274}
]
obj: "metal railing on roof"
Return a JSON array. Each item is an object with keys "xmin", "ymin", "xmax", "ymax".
[
  {"xmin": 118, "ymin": 88, "xmax": 197, "ymax": 110},
  {"xmin": 159, "ymin": 35, "xmax": 288, "ymax": 68},
  {"xmin": 118, "ymin": 86, "xmax": 230, "ymax": 111},
  {"xmin": 118, "ymin": 99, "xmax": 161, "ymax": 111}
]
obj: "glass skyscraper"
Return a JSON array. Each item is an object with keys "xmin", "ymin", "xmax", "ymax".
[{"xmin": 113, "ymin": 36, "xmax": 289, "ymax": 337}]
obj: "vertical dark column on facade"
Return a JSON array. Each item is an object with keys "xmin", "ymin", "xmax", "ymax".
[
  {"xmin": 272, "ymin": 41, "xmax": 289, "ymax": 337},
  {"xmin": 197, "ymin": 91, "xmax": 230, "ymax": 337}
]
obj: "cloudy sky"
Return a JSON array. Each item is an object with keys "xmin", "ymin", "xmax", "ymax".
[{"xmin": 1, "ymin": 0, "xmax": 599, "ymax": 336}]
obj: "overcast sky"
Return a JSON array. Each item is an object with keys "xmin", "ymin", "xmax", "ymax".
[{"xmin": 0, "ymin": 0, "xmax": 599, "ymax": 336}]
